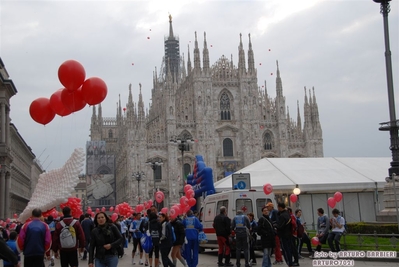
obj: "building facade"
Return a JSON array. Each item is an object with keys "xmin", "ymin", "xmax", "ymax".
[
  {"xmin": 89, "ymin": 17, "xmax": 323, "ymax": 207},
  {"xmin": 0, "ymin": 58, "xmax": 44, "ymax": 219}
]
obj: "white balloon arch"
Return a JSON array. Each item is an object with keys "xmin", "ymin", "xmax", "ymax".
[{"xmin": 18, "ymin": 148, "xmax": 85, "ymax": 223}]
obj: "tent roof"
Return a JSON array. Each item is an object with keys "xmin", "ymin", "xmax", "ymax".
[{"xmin": 214, "ymin": 157, "xmax": 391, "ymax": 193}]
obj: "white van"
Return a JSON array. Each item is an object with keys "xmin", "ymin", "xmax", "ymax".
[{"xmin": 198, "ymin": 189, "xmax": 276, "ymax": 251}]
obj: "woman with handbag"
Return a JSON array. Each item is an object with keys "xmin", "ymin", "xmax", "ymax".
[{"xmin": 89, "ymin": 212, "xmax": 124, "ymax": 267}]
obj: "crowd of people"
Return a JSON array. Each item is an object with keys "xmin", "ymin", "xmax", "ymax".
[
  {"xmin": 213, "ymin": 203, "xmax": 346, "ymax": 267},
  {"xmin": 0, "ymin": 203, "xmax": 345, "ymax": 267}
]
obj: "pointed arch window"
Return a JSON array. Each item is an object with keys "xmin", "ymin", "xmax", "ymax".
[
  {"xmin": 220, "ymin": 92, "xmax": 231, "ymax": 120},
  {"xmin": 155, "ymin": 165, "xmax": 162, "ymax": 181},
  {"xmin": 223, "ymin": 138, "xmax": 233, "ymax": 157},
  {"xmin": 108, "ymin": 129, "xmax": 113, "ymax": 138},
  {"xmin": 264, "ymin": 133, "xmax": 273, "ymax": 150}
]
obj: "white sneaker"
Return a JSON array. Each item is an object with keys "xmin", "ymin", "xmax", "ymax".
[{"xmin": 139, "ymin": 260, "xmax": 144, "ymax": 265}]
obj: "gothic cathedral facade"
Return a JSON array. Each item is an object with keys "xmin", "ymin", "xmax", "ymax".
[{"xmin": 89, "ymin": 17, "xmax": 323, "ymax": 207}]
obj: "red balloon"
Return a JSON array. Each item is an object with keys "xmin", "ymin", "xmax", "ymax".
[
  {"xmin": 13, "ymin": 213, "xmax": 18, "ymax": 219},
  {"xmin": 109, "ymin": 206, "xmax": 114, "ymax": 212},
  {"xmin": 180, "ymin": 196, "xmax": 188, "ymax": 206},
  {"xmin": 172, "ymin": 205, "xmax": 181, "ymax": 215},
  {"xmin": 161, "ymin": 207, "xmax": 168, "ymax": 214},
  {"xmin": 311, "ymin": 237, "xmax": 320, "ymax": 246},
  {"xmin": 327, "ymin": 197, "xmax": 336, "ymax": 208},
  {"xmin": 169, "ymin": 208, "xmax": 177, "ymax": 218},
  {"xmin": 188, "ymin": 198, "xmax": 197, "ymax": 207},
  {"xmin": 263, "ymin": 183, "xmax": 273, "ymax": 195},
  {"xmin": 50, "ymin": 89, "xmax": 72, "ymax": 116},
  {"xmin": 81, "ymin": 77, "xmax": 108, "ymax": 105},
  {"xmin": 184, "ymin": 184, "xmax": 193, "ymax": 193},
  {"xmin": 95, "ymin": 208, "xmax": 100, "ymax": 213},
  {"xmin": 61, "ymin": 87, "xmax": 87, "ymax": 112},
  {"xmin": 101, "ymin": 207, "xmax": 106, "ymax": 212},
  {"xmin": 29, "ymin": 97, "xmax": 56, "ymax": 125},
  {"xmin": 155, "ymin": 191, "xmax": 164, "ymax": 204},
  {"xmin": 334, "ymin": 192, "xmax": 343, "ymax": 203},
  {"xmin": 111, "ymin": 212, "xmax": 118, "ymax": 222},
  {"xmin": 186, "ymin": 189, "xmax": 195, "ymax": 199},
  {"xmin": 58, "ymin": 60, "xmax": 86, "ymax": 92},
  {"xmin": 290, "ymin": 194, "xmax": 298, "ymax": 203}
]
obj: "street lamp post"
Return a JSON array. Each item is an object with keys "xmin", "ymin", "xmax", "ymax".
[
  {"xmin": 146, "ymin": 159, "xmax": 163, "ymax": 208},
  {"xmin": 170, "ymin": 136, "xmax": 194, "ymax": 196},
  {"xmin": 132, "ymin": 171, "xmax": 145, "ymax": 204},
  {"xmin": 373, "ymin": 0, "xmax": 399, "ymax": 231}
]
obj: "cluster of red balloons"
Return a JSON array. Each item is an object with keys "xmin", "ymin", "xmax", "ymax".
[
  {"xmin": 327, "ymin": 192, "xmax": 343, "ymax": 208},
  {"xmin": 42, "ymin": 208, "xmax": 59, "ymax": 219},
  {"xmin": 29, "ymin": 60, "xmax": 108, "ymax": 125},
  {"xmin": 263, "ymin": 183, "xmax": 273, "ymax": 195},
  {"xmin": 115, "ymin": 202, "xmax": 134, "ymax": 217},
  {"xmin": 60, "ymin": 197, "xmax": 83, "ymax": 218}
]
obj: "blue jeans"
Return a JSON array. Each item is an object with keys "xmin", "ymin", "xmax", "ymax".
[
  {"xmin": 95, "ymin": 255, "xmax": 118, "ymax": 267},
  {"xmin": 327, "ymin": 232, "xmax": 342, "ymax": 252},
  {"xmin": 262, "ymin": 248, "xmax": 272, "ymax": 267}
]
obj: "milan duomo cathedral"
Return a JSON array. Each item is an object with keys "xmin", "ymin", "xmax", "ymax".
[{"xmin": 88, "ymin": 16, "xmax": 323, "ymax": 207}]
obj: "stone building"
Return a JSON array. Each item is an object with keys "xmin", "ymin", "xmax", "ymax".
[
  {"xmin": 89, "ymin": 17, "xmax": 323, "ymax": 207},
  {"xmin": 0, "ymin": 58, "xmax": 44, "ymax": 218}
]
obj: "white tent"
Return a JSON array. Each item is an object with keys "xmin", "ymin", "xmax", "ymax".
[
  {"xmin": 214, "ymin": 157, "xmax": 391, "ymax": 193},
  {"xmin": 213, "ymin": 157, "xmax": 392, "ymax": 224}
]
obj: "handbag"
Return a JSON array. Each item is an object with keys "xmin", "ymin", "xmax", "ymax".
[
  {"xmin": 198, "ymin": 231, "xmax": 208, "ymax": 244},
  {"xmin": 141, "ymin": 234, "xmax": 153, "ymax": 253}
]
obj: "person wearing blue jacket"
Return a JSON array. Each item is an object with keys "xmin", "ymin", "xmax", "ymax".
[
  {"xmin": 4, "ymin": 231, "xmax": 20, "ymax": 267},
  {"xmin": 130, "ymin": 213, "xmax": 144, "ymax": 265},
  {"xmin": 182, "ymin": 210, "xmax": 203, "ymax": 267}
]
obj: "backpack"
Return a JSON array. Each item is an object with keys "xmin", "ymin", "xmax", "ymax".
[
  {"xmin": 296, "ymin": 218, "xmax": 305, "ymax": 238},
  {"xmin": 60, "ymin": 219, "xmax": 77, "ymax": 248},
  {"xmin": 290, "ymin": 214, "xmax": 297, "ymax": 237}
]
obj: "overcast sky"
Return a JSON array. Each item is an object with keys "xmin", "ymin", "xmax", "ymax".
[{"xmin": 1, "ymin": 0, "xmax": 398, "ymax": 171}]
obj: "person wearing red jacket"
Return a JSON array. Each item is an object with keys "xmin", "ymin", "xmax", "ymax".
[{"xmin": 52, "ymin": 207, "xmax": 85, "ymax": 267}]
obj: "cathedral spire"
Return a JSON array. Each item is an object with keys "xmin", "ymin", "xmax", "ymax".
[
  {"xmin": 247, "ymin": 33, "xmax": 255, "ymax": 74},
  {"xmin": 127, "ymin": 83, "xmax": 135, "ymax": 125},
  {"xmin": 194, "ymin": 31, "xmax": 201, "ymax": 70},
  {"xmin": 91, "ymin": 105, "xmax": 97, "ymax": 128},
  {"xmin": 117, "ymin": 94, "xmax": 122, "ymax": 121},
  {"xmin": 187, "ymin": 44, "xmax": 192, "ymax": 75},
  {"xmin": 202, "ymin": 32, "xmax": 210, "ymax": 72},
  {"xmin": 164, "ymin": 15, "xmax": 180, "ymax": 83},
  {"xmin": 128, "ymin": 83, "xmax": 133, "ymax": 105},
  {"xmin": 276, "ymin": 60, "xmax": 283, "ymax": 97},
  {"xmin": 138, "ymin": 83, "xmax": 145, "ymax": 123},
  {"xmin": 168, "ymin": 14, "xmax": 174, "ymax": 39},
  {"xmin": 182, "ymin": 53, "xmax": 186, "ymax": 78},
  {"xmin": 238, "ymin": 33, "xmax": 246, "ymax": 75},
  {"xmin": 297, "ymin": 100, "xmax": 302, "ymax": 131}
]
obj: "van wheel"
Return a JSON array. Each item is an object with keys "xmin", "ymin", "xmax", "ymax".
[{"xmin": 199, "ymin": 247, "xmax": 205, "ymax": 253}]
